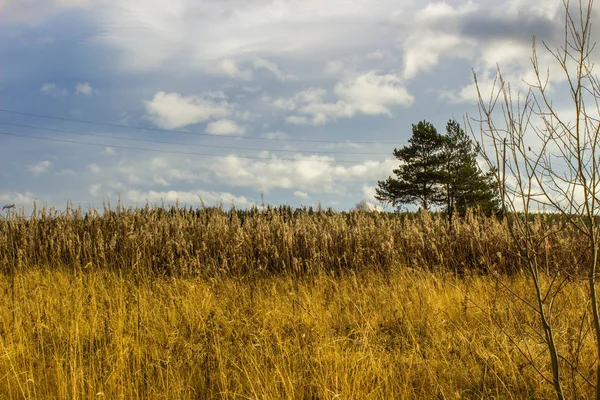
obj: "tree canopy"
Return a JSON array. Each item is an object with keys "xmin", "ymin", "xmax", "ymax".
[
  {"xmin": 442, "ymin": 120, "xmax": 499, "ymax": 218},
  {"xmin": 376, "ymin": 119, "xmax": 499, "ymax": 216},
  {"xmin": 375, "ymin": 121, "xmax": 446, "ymax": 210}
]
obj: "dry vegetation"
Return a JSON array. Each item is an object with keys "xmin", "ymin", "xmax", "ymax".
[{"xmin": 0, "ymin": 204, "xmax": 597, "ymax": 398}]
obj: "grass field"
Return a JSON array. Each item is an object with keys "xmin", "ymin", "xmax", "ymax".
[{"xmin": 0, "ymin": 205, "xmax": 596, "ymax": 398}]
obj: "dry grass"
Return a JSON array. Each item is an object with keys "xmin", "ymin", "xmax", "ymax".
[
  {"xmin": 0, "ymin": 204, "xmax": 596, "ymax": 398},
  {"xmin": 0, "ymin": 204, "xmax": 586, "ymax": 276},
  {"xmin": 1, "ymin": 267, "xmax": 596, "ymax": 399}
]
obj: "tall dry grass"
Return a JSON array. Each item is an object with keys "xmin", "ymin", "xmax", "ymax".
[
  {"xmin": 0, "ymin": 203, "xmax": 586, "ymax": 276},
  {"xmin": 0, "ymin": 266, "xmax": 596, "ymax": 399},
  {"xmin": 0, "ymin": 204, "xmax": 595, "ymax": 398}
]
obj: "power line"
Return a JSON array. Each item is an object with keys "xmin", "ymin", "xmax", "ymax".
[
  {"xmin": 0, "ymin": 108, "xmax": 402, "ymax": 145},
  {"xmin": 0, "ymin": 131, "xmax": 398, "ymax": 164},
  {"xmin": 0, "ymin": 121, "xmax": 391, "ymax": 156}
]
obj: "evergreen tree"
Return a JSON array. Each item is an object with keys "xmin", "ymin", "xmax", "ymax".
[
  {"xmin": 375, "ymin": 121, "xmax": 446, "ymax": 210},
  {"xmin": 442, "ymin": 120, "xmax": 499, "ymax": 219},
  {"xmin": 376, "ymin": 119, "xmax": 499, "ymax": 216}
]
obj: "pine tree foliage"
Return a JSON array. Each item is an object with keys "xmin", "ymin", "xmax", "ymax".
[
  {"xmin": 375, "ymin": 121, "xmax": 446, "ymax": 210},
  {"xmin": 442, "ymin": 120, "xmax": 499, "ymax": 218},
  {"xmin": 376, "ymin": 120, "xmax": 499, "ymax": 215}
]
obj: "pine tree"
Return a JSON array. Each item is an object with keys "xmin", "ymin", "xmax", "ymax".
[
  {"xmin": 442, "ymin": 120, "xmax": 499, "ymax": 220},
  {"xmin": 376, "ymin": 120, "xmax": 499, "ymax": 215},
  {"xmin": 375, "ymin": 121, "xmax": 446, "ymax": 210}
]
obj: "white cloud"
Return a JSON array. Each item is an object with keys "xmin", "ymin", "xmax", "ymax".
[
  {"xmin": 75, "ymin": 82, "xmax": 95, "ymax": 96},
  {"xmin": 274, "ymin": 88, "xmax": 327, "ymax": 111},
  {"xmin": 400, "ymin": 1, "xmax": 481, "ymax": 79},
  {"xmin": 503, "ymin": 0, "xmax": 563, "ymax": 19},
  {"xmin": 218, "ymin": 58, "xmax": 253, "ymax": 80},
  {"xmin": 87, "ymin": 163, "xmax": 101, "ymax": 173},
  {"xmin": 89, "ymin": 183, "xmax": 103, "ymax": 197},
  {"xmin": 415, "ymin": 1, "xmax": 477, "ymax": 24},
  {"xmin": 94, "ymin": 0, "xmax": 190, "ymax": 70},
  {"xmin": 27, "ymin": 160, "xmax": 52, "ymax": 175},
  {"xmin": 325, "ymin": 50, "xmax": 397, "ymax": 77},
  {"xmin": 403, "ymin": 32, "xmax": 477, "ymax": 79},
  {"xmin": 353, "ymin": 183, "xmax": 386, "ymax": 211},
  {"xmin": 145, "ymin": 91, "xmax": 233, "ymax": 129},
  {"xmin": 403, "ymin": 1, "xmax": 547, "ymax": 81},
  {"xmin": 285, "ymin": 115, "xmax": 311, "ymax": 125},
  {"xmin": 205, "ymin": 119, "xmax": 246, "ymax": 135},
  {"xmin": 253, "ymin": 58, "xmax": 296, "ymax": 81},
  {"xmin": 322, "ymin": 141, "xmax": 362, "ymax": 150},
  {"xmin": 0, "ymin": 0, "xmax": 91, "ymax": 24},
  {"xmin": 151, "ymin": 157, "xmax": 169, "ymax": 169},
  {"xmin": 209, "ymin": 153, "xmax": 395, "ymax": 192},
  {"xmin": 95, "ymin": 0, "xmax": 402, "ymax": 72},
  {"xmin": 362, "ymin": 184, "xmax": 379, "ymax": 201},
  {"xmin": 325, "ymin": 60, "xmax": 346, "ymax": 74},
  {"xmin": 55, "ymin": 168, "xmax": 76, "ymax": 176},
  {"xmin": 293, "ymin": 191, "xmax": 310, "ymax": 198},
  {"xmin": 277, "ymin": 71, "xmax": 413, "ymax": 125},
  {"xmin": 262, "ymin": 131, "xmax": 290, "ymax": 139},
  {"xmin": 439, "ymin": 44, "xmax": 562, "ymax": 104},
  {"xmin": 40, "ymin": 83, "xmax": 68, "ymax": 98},
  {"xmin": 403, "ymin": 2, "xmax": 479, "ymax": 79},
  {"xmin": 295, "ymin": 88, "xmax": 328, "ymax": 104},
  {"xmin": 334, "ymin": 71, "xmax": 414, "ymax": 114},
  {"xmin": 366, "ymin": 49, "xmax": 391, "ymax": 60},
  {"xmin": 291, "ymin": 101, "xmax": 355, "ymax": 125},
  {"xmin": 153, "ymin": 176, "xmax": 170, "ymax": 186},
  {"xmin": 127, "ymin": 189, "xmax": 250, "ymax": 207},
  {"xmin": 110, "ymin": 156, "xmax": 204, "ymax": 187},
  {"xmin": 273, "ymin": 97, "xmax": 298, "ymax": 111},
  {"xmin": 0, "ymin": 191, "xmax": 36, "ymax": 206},
  {"xmin": 398, "ymin": 0, "xmax": 567, "ymax": 104},
  {"xmin": 234, "ymin": 110, "xmax": 258, "ymax": 121},
  {"xmin": 114, "ymin": 164, "xmax": 143, "ymax": 185}
]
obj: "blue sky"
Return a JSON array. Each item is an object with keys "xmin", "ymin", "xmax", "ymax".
[{"xmin": 0, "ymin": 0, "xmax": 579, "ymax": 211}]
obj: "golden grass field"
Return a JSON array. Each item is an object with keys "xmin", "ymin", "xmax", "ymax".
[{"xmin": 0, "ymin": 204, "xmax": 596, "ymax": 398}]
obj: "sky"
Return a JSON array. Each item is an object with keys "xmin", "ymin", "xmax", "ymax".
[{"xmin": 0, "ymin": 0, "xmax": 589, "ymax": 212}]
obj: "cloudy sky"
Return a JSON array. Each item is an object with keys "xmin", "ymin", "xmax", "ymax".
[{"xmin": 0, "ymin": 0, "xmax": 583, "ymax": 212}]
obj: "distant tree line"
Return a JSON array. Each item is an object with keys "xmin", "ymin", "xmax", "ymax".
[{"xmin": 376, "ymin": 120, "xmax": 499, "ymax": 221}]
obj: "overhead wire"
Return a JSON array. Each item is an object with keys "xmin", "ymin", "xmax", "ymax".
[
  {"xmin": 0, "ymin": 108, "xmax": 402, "ymax": 144},
  {"xmin": 0, "ymin": 121, "xmax": 393, "ymax": 155},
  {"xmin": 0, "ymin": 131, "xmax": 399, "ymax": 164}
]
